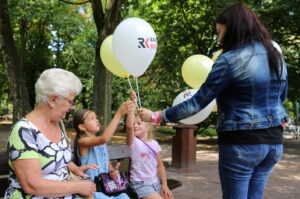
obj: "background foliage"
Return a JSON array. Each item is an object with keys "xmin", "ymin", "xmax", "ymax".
[{"xmin": 0, "ymin": 0, "xmax": 299, "ymax": 128}]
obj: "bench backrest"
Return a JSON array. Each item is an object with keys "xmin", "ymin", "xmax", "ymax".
[{"xmin": 107, "ymin": 144, "xmax": 130, "ymax": 160}]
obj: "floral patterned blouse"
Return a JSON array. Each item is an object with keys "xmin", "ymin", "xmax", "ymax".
[{"xmin": 5, "ymin": 118, "xmax": 79, "ymax": 199}]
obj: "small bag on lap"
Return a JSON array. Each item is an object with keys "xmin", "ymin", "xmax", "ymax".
[{"xmin": 94, "ymin": 172, "xmax": 130, "ymax": 196}]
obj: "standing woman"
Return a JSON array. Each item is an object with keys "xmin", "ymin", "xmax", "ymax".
[
  {"xmin": 5, "ymin": 68, "xmax": 97, "ymax": 199},
  {"xmin": 138, "ymin": 3, "xmax": 288, "ymax": 199}
]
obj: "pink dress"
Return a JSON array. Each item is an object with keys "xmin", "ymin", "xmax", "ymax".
[{"xmin": 129, "ymin": 137, "xmax": 161, "ymax": 184}]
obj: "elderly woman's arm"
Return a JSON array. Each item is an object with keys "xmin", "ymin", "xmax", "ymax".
[{"xmin": 12, "ymin": 159, "xmax": 96, "ymax": 197}]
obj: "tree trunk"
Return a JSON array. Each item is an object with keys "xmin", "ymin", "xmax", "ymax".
[
  {"xmin": 91, "ymin": 0, "xmax": 122, "ymax": 129},
  {"xmin": 0, "ymin": 0, "xmax": 31, "ymax": 122},
  {"xmin": 92, "ymin": 44, "xmax": 112, "ymax": 129}
]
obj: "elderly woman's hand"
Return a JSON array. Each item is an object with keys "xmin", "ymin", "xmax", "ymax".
[
  {"xmin": 137, "ymin": 108, "xmax": 154, "ymax": 122},
  {"xmin": 77, "ymin": 180, "xmax": 96, "ymax": 197}
]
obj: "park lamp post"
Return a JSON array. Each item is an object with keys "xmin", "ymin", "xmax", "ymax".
[{"xmin": 296, "ymin": 101, "xmax": 299, "ymax": 125}]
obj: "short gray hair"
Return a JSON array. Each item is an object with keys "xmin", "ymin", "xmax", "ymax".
[{"xmin": 35, "ymin": 68, "xmax": 82, "ymax": 105}]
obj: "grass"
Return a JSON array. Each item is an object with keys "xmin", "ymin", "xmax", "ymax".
[
  {"xmin": 157, "ymin": 127, "xmax": 176, "ymax": 134},
  {"xmin": 157, "ymin": 126, "xmax": 217, "ymax": 138}
]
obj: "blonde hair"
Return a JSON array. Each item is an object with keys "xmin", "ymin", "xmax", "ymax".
[{"xmin": 134, "ymin": 113, "xmax": 153, "ymax": 140}]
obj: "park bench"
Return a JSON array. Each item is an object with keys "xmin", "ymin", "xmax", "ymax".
[{"xmin": 0, "ymin": 144, "xmax": 181, "ymax": 198}]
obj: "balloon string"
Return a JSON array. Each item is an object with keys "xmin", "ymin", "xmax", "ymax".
[
  {"xmin": 127, "ymin": 77, "xmax": 139, "ymax": 108},
  {"xmin": 135, "ymin": 77, "xmax": 142, "ymax": 108},
  {"xmin": 127, "ymin": 77, "xmax": 134, "ymax": 91}
]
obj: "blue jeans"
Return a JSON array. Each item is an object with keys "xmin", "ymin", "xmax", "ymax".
[{"xmin": 218, "ymin": 144, "xmax": 283, "ymax": 199}]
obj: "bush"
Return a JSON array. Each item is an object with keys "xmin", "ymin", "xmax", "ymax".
[
  {"xmin": 198, "ymin": 127, "xmax": 217, "ymax": 138},
  {"xmin": 157, "ymin": 127, "xmax": 176, "ymax": 134}
]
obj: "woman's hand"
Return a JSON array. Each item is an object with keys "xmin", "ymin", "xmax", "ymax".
[
  {"xmin": 77, "ymin": 180, "xmax": 96, "ymax": 197},
  {"xmin": 161, "ymin": 184, "xmax": 174, "ymax": 199},
  {"xmin": 137, "ymin": 108, "xmax": 154, "ymax": 122}
]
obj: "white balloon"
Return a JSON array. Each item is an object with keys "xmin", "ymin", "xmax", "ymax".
[
  {"xmin": 112, "ymin": 18, "xmax": 157, "ymax": 77},
  {"xmin": 271, "ymin": 40, "xmax": 282, "ymax": 54},
  {"xmin": 172, "ymin": 89, "xmax": 216, "ymax": 125}
]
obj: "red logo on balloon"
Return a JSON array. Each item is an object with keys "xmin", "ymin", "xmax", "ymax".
[{"xmin": 138, "ymin": 37, "xmax": 157, "ymax": 49}]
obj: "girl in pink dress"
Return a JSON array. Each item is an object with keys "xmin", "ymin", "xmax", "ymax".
[{"xmin": 126, "ymin": 92, "xmax": 174, "ymax": 199}]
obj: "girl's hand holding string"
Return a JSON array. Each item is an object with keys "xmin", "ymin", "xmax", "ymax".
[
  {"xmin": 117, "ymin": 101, "xmax": 135, "ymax": 116},
  {"xmin": 130, "ymin": 91, "xmax": 138, "ymax": 104}
]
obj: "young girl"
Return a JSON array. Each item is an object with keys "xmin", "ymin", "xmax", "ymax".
[
  {"xmin": 126, "ymin": 92, "xmax": 174, "ymax": 199},
  {"xmin": 73, "ymin": 101, "xmax": 134, "ymax": 199}
]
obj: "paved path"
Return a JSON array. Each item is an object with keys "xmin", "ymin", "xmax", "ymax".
[{"xmin": 160, "ymin": 138, "xmax": 300, "ymax": 199}]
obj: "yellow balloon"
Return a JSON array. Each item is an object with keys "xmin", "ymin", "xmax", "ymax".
[
  {"xmin": 100, "ymin": 35, "xmax": 130, "ymax": 78},
  {"xmin": 212, "ymin": 49, "xmax": 223, "ymax": 62},
  {"xmin": 181, "ymin": 55, "xmax": 213, "ymax": 89}
]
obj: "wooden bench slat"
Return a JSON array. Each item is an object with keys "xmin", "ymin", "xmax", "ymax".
[
  {"xmin": 0, "ymin": 178, "xmax": 9, "ymax": 197},
  {"xmin": 167, "ymin": 178, "xmax": 182, "ymax": 190},
  {"xmin": 107, "ymin": 144, "xmax": 130, "ymax": 160},
  {"xmin": 0, "ymin": 152, "xmax": 8, "ymax": 176}
]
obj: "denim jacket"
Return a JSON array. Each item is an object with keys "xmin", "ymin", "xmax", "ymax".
[{"xmin": 161, "ymin": 41, "xmax": 289, "ymax": 132}]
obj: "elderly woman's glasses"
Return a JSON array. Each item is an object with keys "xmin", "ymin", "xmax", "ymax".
[{"xmin": 61, "ymin": 96, "xmax": 75, "ymax": 106}]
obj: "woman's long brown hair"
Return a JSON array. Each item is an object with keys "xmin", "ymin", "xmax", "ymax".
[{"xmin": 216, "ymin": 3, "xmax": 283, "ymax": 79}]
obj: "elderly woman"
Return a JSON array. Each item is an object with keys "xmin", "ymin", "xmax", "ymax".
[{"xmin": 5, "ymin": 68, "xmax": 97, "ymax": 199}]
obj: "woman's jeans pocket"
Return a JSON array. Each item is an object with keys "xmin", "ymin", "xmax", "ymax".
[{"xmin": 231, "ymin": 144, "xmax": 282, "ymax": 165}]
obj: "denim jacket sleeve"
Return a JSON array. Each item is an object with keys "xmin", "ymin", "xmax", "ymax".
[
  {"xmin": 161, "ymin": 56, "xmax": 232, "ymax": 123},
  {"xmin": 280, "ymin": 63, "xmax": 288, "ymax": 102},
  {"xmin": 281, "ymin": 76, "xmax": 288, "ymax": 102}
]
